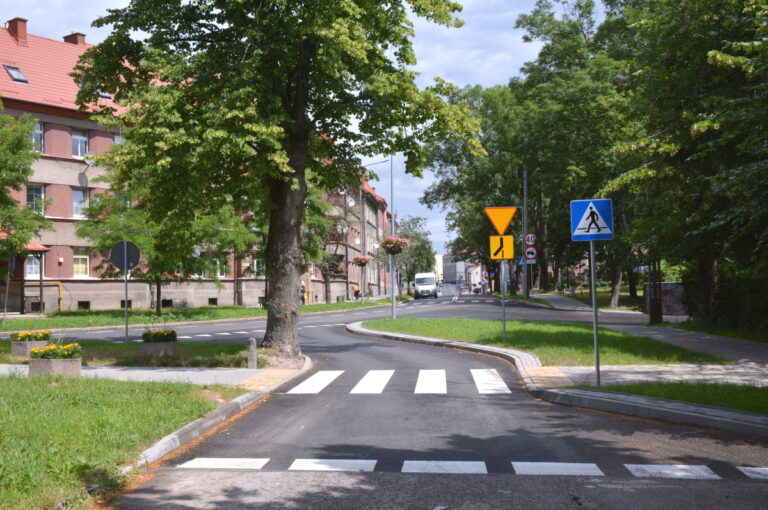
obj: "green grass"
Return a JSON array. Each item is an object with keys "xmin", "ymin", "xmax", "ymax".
[
  {"xmin": 495, "ymin": 293, "xmax": 552, "ymax": 307},
  {"xmin": 570, "ymin": 286, "xmax": 644, "ymax": 311},
  {"xmin": 660, "ymin": 321, "xmax": 768, "ymax": 345},
  {"xmin": 592, "ymin": 382, "xmax": 768, "ymax": 415},
  {"xmin": 0, "ymin": 340, "xmax": 267, "ymax": 368},
  {"xmin": 0, "ymin": 375, "xmax": 246, "ymax": 509},
  {"xmin": 362, "ymin": 317, "xmax": 725, "ymax": 366}
]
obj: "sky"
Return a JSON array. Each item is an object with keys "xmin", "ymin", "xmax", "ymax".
[{"xmin": 1, "ymin": 0, "xmax": 544, "ymax": 253}]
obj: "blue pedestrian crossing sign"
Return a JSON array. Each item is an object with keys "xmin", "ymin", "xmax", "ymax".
[{"xmin": 571, "ymin": 199, "xmax": 614, "ymax": 241}]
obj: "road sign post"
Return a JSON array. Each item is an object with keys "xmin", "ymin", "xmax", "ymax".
[
  {"xmin": 485, "ymin": 206, "xmax": 518, "ymax": 342},
  {"xmin": 110, "ymin": 241, "xmax": 140, "ymax": 343},
  {"xmin": 570, "ymin": 199, "xmax": 614, "ymax": 387}
]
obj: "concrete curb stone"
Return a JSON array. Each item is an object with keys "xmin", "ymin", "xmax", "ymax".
[
  {"xmin": 346, "ymin": 322, "xmax": 768, "ymax": 440},
  {"xmin": 120, "ymin": 354, "xmax": 313, "ymax": 475}
]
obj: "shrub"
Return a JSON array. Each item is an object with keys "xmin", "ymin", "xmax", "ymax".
[
  {"xmin": 142, "ymin": 330, "xmax": 178, "ymax": 343},
  {"xmin": 10, "ymin": 330, "xmax": 52, "ymax": 342}
]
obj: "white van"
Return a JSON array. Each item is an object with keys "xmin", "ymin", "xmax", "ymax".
[{"xmin": 413, "ymin": 272, "xmax": 438, "ymax": 299}]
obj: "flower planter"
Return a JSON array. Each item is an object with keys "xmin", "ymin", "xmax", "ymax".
[
  {"xmin": 140, "ymin": 340, "xmax": 180, "ymax": 359},
  {"xmin": 28, "ymin": 358, "xmax": 82, "ymax": 377},
  {"xmin": 384, "ymin": 248, "xmax": 403, "ymax": 255},
  {"xmin": 12, "ymin": 341, "xmax": 52, "ymax": 359}
]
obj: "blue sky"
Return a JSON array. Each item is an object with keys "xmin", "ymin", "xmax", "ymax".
[{"xmin": 2, "ymin": 0, "xmax": 543, "ymax": 253}]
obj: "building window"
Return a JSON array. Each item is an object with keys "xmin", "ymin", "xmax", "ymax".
[
  {"xmin": 73, "ymin": 248, "xmax": 89, "ymax": 277},
  {"xmin": 72, "ymin": 129, "xmax": 89, "ymax": 158},
  {"xmin": 26, "ymin": 256, "xmax": 41, "ymax": 278},
  {"xmin": 114, "ymin": 134, "xmax": 124, "ymax": 144},
  {"xmin": 214, "ymin": 258, "xmax": 227, "ymax": 278},
  {"xmin": 30, "ymin": 122, "xmax": 43, "ymax": 152},
  {"xmin": 26, "ymin": 184, "xmax": 44, "ymax": 213},
  {"xmin": 4, "ymin": 65, "xmax": 28, "ymax": 83},
  {"xmin": 72, "ymin": 188, "xmax": 88, "ymax": 218}
]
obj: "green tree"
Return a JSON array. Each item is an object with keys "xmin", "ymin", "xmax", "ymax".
[
  {"xmin": 0, "ymin": 106, "xmax": 50, "ymax": 279},
  {"xmin": 74, "ymin": 0, "xmax": 482, "ymax": 357},
  {"xmin": 395, "ymin": 216, "xmax": 436, "ymax": 286}
]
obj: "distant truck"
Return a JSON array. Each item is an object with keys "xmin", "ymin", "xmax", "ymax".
[{"xmin": 413, "ymin": 272, "xmax": 438, "ymax": 299}]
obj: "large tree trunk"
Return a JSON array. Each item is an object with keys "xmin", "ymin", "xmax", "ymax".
[
  {"xmin": 155, "ymin": 276, "xmax": 162, "ymax": 316},
  {"xmin": 320, "ymin": 268, "xmax": 333, "ymax": 304},
  {"xmin": 627, "ymin": 265, "xmax": 638, "ymax": 298},
  {"xmin": 609, "ymin": 264, "xmax": 623, "ymax": 308}
]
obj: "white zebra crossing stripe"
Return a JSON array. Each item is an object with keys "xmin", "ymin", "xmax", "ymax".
[
  {"xmin": 219, "ymin": 332, "xmax": 231, "ymax": 335},
  {"xmin": 415, "ymin": 370, "xmax": 447, "ymax": 394},
  {"xmin": 177, "ymin": 336, "xmax": 192, "ymax": 339},
  {"xmin": 178, "ymin": 458, "xmax": 269, "ymax": 470},
  {"xmin": 289, "ymin": 459, "xmax": 377, "ymax": 472},
  {"xmin": 235, "ymin": 331, "xmax": 249, "ymax": 334},
  {"xmin": 624, "ymin": 464, "xmax": 720, "ymax": 480},
  {"xmin": 471, "ymin": 369, "xmax": 511, "ymax": 394},
  {"xmin": 737, "ymin": 467, "xmax": 768, "ymax": 480},
  {"xmin": 287, "ymin": 371, "xmax": 344, "ymax": 394},
  {"xmin": 350, "ymin": 370, "xmax": 395, "ymax": 394},
  {"xmin": 512, "ymin": 462, "xmax": 604, "ymax": 476},
  {"xmin": 195, "ymin": 334, "xmax": 212, "ymax": 337},
  {"xmin": 402, "ymin": 461, "xmax": 487, "ymax": 474}
]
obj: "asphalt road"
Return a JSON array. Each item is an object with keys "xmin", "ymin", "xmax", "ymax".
[{"xmin": 107, "ymin": 293, "xmax": 768, "ymax": 508}]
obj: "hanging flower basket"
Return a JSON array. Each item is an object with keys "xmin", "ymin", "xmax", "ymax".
[
  {"xmin": 352, "ymin": 255, "xmax": 371, "ymax": 266},
  {"xmin": 380, "ymin": 237, "xmax": 410, "ymax": 255}
]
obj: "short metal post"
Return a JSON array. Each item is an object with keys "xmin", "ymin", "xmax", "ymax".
[{"xmin": 248, "ymin": 337, "xmax": 258, "ymax": 369}]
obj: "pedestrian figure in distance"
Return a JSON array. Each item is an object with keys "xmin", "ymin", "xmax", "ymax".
[
  {"xmin": 585, "ymin": 206, "xmax": 602, "ymax": 233},
  {"xmin": 300, "ymin": 282, "xmax": 306, "ymax": 305}
]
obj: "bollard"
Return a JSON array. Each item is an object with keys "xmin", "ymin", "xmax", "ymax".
[{"xmin": 247, "ymin": 337, "xmax": 258, "ymax": 369}]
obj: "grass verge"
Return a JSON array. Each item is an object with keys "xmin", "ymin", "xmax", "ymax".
[
  {"xmin": 0, "ymin": 340, "xmax": 268, "ymax": 368},
  {"xmin": 362, "ymin": 317, "xmax": 725, "ymax": 366},
  {"xmin": 0, "ymin": 375, "xmax": 246, "ymax": 510},
  {"xmin": 569, "ymin": 287, "xmax": 644, "ymax": 311},
  {"xmin": 590, "ymin": 382, "xmax": 768, "ymax": 415},
  {"xmin": 660, "ymin": 321, "xmax": 768, "ymax": 345}
]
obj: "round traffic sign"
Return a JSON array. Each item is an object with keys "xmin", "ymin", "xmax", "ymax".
[
  {"xmin": 524, "ymin": 233, "xmax": 537, "ymax": 246},
  {"xmin": 525, "ymin": 246, "xmax": 537, "ymax": 260},
  {"xmin": 110, "ymin": 241, "xmax": 140, "ymax": 271}
]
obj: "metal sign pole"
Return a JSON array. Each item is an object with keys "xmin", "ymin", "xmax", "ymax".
[
  {"xmin": 2, "ymin": 253, "xmax": 14, "ymax": 327},
  {"xmin": 590, "ymin": 240, "xmax": 600, "ymax": 386},
  {"xmin": 501, "ymin": 261, "xmax": 507, "ymax": 344},
  {"xmin": 124, "ymin": 241, "xmax": 129, "ymax": 343}
]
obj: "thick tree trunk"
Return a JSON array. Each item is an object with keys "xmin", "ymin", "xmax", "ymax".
[
  {"xmin": 609, "ymin": 264, "xmax": 623, "ymax": 308},
  {"xmin": 320, "ymin": 269, "xmax": 333, "ymax": 304},
  {"xmin": 627, "ymin": 265, "xmax": 638, "ymax": 298},
  {"xmin": 155, "ymin": 277, "xmax": 162, "ymax": 316}
]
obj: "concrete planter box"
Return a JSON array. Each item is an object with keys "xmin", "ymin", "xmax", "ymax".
[
  {"xmin": 140, "ymin": 340, "xmax": 180, "ymax": 359},
  {"xmin": 12, "ymin": 341, "xmax": 51, "ymax": 359},
  {"xmin": 28, "ymin": 358, "xmax": 82, "ymax": 377}
]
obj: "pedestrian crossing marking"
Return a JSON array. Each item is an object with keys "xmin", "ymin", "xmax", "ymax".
[
  {"xmin": 289, "ymin": 459, "xmax": 377, "ymax": 472},
  {"xmin": 574, "ymin": 201, "xmax": 612, "ymax": 234},
  {"xmin": 624, "ymin": 464, "xmax": 720, "ymax": 480},
  {"xmin": 737, "ymin": 467, "xmax": 768, "ymax": 480},
  {"xmin": 512, "ymin": 462, "xmax": 604, "ymax": 476},
  {"xmin": 350, "ymin": 370, "xmax": 395, "ymax": 394},
  {"xmin": 402, "ymin": 460, "xmax": 487, "ymax": 474},
  {"xmin": 415, "ymin": 369, "xmax": 447, "ymax": 394},
  {"xmin": 470, "ymin": 369, "xmax": 512, "ymax": 394},
  {"xmin": 178, "ymin": 458, "xmax": 269, "ymax": 470},
  {"xmin": 287, "ymin": 370, "xmax": 344, "ymax": 394}
]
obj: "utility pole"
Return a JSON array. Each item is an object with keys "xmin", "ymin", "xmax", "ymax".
[{"xmin": 523, "ymin": 164, "xmax": 529, "ymax": 299}]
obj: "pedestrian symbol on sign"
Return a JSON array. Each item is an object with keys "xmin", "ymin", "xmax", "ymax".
[{"xmin": 575, "ymin": 202, "xmax": 611, "ymax": 234}]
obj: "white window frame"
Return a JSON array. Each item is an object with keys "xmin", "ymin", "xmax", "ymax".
[
  {"xmin": 72, "ymin": 247, "xmax": 90, "ymax": 277},
  {"xmin": 214, "ymin": 258, "xmax": 227, "ymax": 278},
  {"xmin": 26, "ymin": 255, "xmax": 41, "ymax": 278},
  {"xmin": 30, "ymin": 122, "xmax": 43, "ymax": 152},
  {"xmin": 72, "ymin": 188, "xmax": 88, "ymax": 219},
  {"xmin": 26, "ymin": 184, "xmax": 44, "ymax": 213},
  {"xmin": 72, "ymin": 129, "xmax": 89, "ymax": 158},
  {"xmin": 4, "ymin": 65, "xmax": 28, "ymax": 83}
]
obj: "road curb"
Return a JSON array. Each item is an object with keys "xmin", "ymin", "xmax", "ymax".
[
  {"xmin": 346, "ymin": 322, "xmax": 768, "ymax": 441},
  {"xmin": 120, "ymin": 354, "xmax": 313, "ymax": 475}
]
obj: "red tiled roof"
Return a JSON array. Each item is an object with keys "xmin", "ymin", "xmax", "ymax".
[
  {"xmin": 0, "ymin": 24, "xmax": 114, "ymax": 112},
  {"xmin": 0, "ymin": 231, "xmax": 49, "ymax": 252},
  {"xmin": 362, "ymin": 178, "xmax": 388, "ymax": 210}
]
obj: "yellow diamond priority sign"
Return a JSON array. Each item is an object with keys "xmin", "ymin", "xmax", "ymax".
[{"xmin": 484, "ymin": 207, "xmax": 518, "ymax": 235}]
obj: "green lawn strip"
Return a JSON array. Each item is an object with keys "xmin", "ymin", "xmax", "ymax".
[
  {"xmin": 0, "ymin": 340, "xmax": 267, "ymax": 368},
  {"xmin": 362, "ymin": 318, "xmax": 725, "ymax": 366},
  {"xmin": 659, "ymin": 321, "xmax": 768, "ymax": 345},
  {"xmin": 500, "ymin": 293, "xmax": 552, "ymax": 307},
  {"xmin": 569, "ymin": 287, "xmax": 644, "ymax": 311},
  {"xmin": 0, "ymin": 375, "xmax": 246, "ymax": 510},
  {"xmin": 587, "ymin": 382, "xmax": 768, "ymax": 415}
]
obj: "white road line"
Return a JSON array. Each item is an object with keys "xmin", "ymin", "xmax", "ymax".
[
  {"xmin": 251, "ymin": 330, "xmax": 265, "ymax": 333},
  {"xmin": 235, "ymin": 331, "xmax": 250, "ymax": 334},
  {"xmin": 512, "ymin": 462, "xmax": 605, "ymax": 476},
  {"xmin": 194, "ymin": 334, "xmax": 212, "ymax": 338},
  {"xmin": 350, "ymin": 370, "xmax": 395, "ymax": 394},
  {"xmin": 303, "ymin": 325, "xmax": 318, "ymax": 328},
  {"xmin": 177, "ymin": 336, "xmax": 192, "ymax": 339},
  {"xmin": 737, "ymin": 467, "xmax": 768, "ymax": 480},
  {"xmin": 415, "ymin": 369, "xmax": 447, "ymax": 394},
  {"xmin": 287, "ymin": 370, "xmax": 344, "ymax": 394},
  {"xmin": 333, "ymin": 323, "xmax": 347, "ymax": 326},
  {"xmin": 470, "ymin": 369, "xmax": 512, "ymax": 394},
  {"xmin": 402, "ymin": 461, "xmax": 487, "ymax": 474},
  {"xmin": 485, "ymin": 300, "xmax": 494, "ymax": 303},
  {"xmin": 219, "ymin": 332, "xmax": 231, "ymax": 336},
  {"xmin": 178, "ymin": 458, "xmax": 269, "ymax": 470},
  {"xmin": 289, "ymin": 459, "xmax": 377, "ymax": 472},
  {"xmin": 624, "ymin": 464, "xmax": 720, "ymax": 480}
]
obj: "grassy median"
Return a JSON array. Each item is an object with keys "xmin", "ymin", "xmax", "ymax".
[
  {"xmin": 0, "ymin": 375, "xmax": 246, "ymax": 510},
  {"xmin": 362, "ymin": 317, "xmax": 725, "ymax": 366}
]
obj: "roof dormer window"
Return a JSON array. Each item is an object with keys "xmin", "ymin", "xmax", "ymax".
[{"xmin": 4, "ymin": 65, "xmax": 28, "ymax": 83}]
